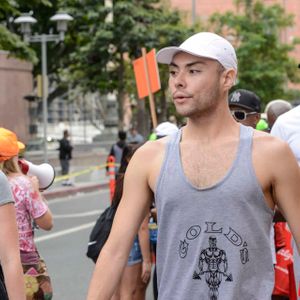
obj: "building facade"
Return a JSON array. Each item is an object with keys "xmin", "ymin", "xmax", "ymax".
[
  {"xmin": 0, "ymin": 51, "xmax": 33, "ymax": 142},
  {"xmin": 169, "ymin": 0, "xmax": 300, "ymax": 62}
]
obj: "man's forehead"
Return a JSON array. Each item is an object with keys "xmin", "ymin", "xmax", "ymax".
[{"xmin": 170, "ymin": 52, "xmax": 218, "ymax": 67}]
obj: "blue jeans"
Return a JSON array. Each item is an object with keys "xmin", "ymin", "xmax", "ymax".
[{"xmin": 127, "ymin": 236, "xmax": 142, "ymax": 266}]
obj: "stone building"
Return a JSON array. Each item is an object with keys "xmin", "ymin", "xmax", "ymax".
[{"xmin": 0, "ymin": 51, "xmax": 33, "ymax": 142}]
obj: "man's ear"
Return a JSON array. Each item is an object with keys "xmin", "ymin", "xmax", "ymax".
[{"xmin": 222, "ymin": 69, "xmax": 237, "ymax": 90}]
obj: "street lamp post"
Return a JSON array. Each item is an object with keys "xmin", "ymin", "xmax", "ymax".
[{"xmin": 14, "ymin": 12, "xmax": 73, "ymax": 162}]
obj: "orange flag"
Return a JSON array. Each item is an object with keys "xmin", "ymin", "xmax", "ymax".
[{"xmin": 133, "ymin": 49, "xmax": 161, "ymax": 99}]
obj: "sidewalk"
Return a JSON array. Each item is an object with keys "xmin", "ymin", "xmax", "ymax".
[{"xmin": 24, "ymin": 143, "xmax": 111, "ymax": 200}]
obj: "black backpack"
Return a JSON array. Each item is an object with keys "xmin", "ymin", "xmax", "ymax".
[
  {"xmin": 86, "ymin": 205, "xmax": 117, "ymax": 263},
  {"xmin": 0, "ymin": 266, "xmax": 8, "ymax": 300}
]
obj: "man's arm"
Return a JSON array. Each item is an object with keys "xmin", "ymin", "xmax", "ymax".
[
  {"xmin": 87, "ymin": 145, "xmax": 154, "ymax": 300},
  {"xmin": 272, "ymin": 140, "xmax": 300, "ymax": 254}
]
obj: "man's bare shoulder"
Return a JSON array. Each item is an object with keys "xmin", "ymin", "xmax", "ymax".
[
  {"xmin": 130, "ymin": 137, "xmax": 168, "ymax": 162},
  {"xmin": 254, "ymin": 129, "xmax": 287, "ymax": 146},
  {"xmin": 252, "ymin": 129, "xmax": 297, "ymax": 163},
  {"xmin": 127, "ymin": 137, "xmax": 170, "ymax": 189}
]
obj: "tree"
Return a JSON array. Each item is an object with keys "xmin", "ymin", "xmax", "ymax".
[
  {"xmin": 209, "ymin": 0, "xmax": 300, "ymax": 105},
  {"xmin": 60, "ymin": 0, "xmax": 192, "ymax": 128},
  {"xmin": 1, "ymin": 0, "xmax": 74, "ymax": 105},
  {"xmin": 0, "ymin": 0, "xmax": 53, "ymax": 63}
]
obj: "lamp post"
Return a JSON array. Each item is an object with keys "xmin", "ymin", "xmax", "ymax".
[{"xmin": 14, "ymin": 12, "xmax": 73, "ymax": 162}]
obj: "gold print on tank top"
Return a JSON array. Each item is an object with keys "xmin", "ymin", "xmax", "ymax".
[{"xmin": 180, "ymin": 138, "xmax": 239, "ymax": 189}]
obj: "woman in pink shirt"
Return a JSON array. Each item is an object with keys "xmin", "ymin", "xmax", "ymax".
[{"xmin": 0, "ymin": 129, "xmax": 53, "ymax": 300}]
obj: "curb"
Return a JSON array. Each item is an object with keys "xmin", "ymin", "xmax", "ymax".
[{"xmin": 43, "ymin": 182, "xmax": 109, "ymax": 200}]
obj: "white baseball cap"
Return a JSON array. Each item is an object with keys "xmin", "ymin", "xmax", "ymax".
[{"xmin": 156, "ymin": 32, "xmax": 238, "ymax": 72}]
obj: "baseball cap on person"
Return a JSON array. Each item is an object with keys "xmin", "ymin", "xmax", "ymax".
[
  {"xmin": 155, "ymin": 122, "xmax": 178, "ymax": 138},
  {"xmin": 228, "ymin": 89, "xmax": 261, "ymax": 113},
  {"xmin": 0, "ymin": 127, "xmax": 25, "ymax": 162},
  {"xmin": 156, "ymin": 32, "xmax": 238, "ymax": 73}
]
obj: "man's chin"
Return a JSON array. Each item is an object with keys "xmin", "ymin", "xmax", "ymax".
[{"xmin": 175, "ymin": 105, "xmax": 201, "ymax": 118}]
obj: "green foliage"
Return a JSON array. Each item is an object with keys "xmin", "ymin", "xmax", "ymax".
[
  {"xmin": 0, "ymin": 24, "xmax": 37, "ymax": 62},
  {"xmin": 59, "ymin": 0, "xmax": 192, "ymax": 124},
  {"xmin": 0, "ymin": 0, "xmax": 53, "ymax": 20},
  {"xmin": 0, "ymin": 0, "xmax": 52, "ymax": 62},
  {"xmin": 210, "ymin": 0, "xmax": 300, "ymax": 104}
]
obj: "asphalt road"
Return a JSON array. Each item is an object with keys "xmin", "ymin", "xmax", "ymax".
[{"xmin": 34, "ymin": 189, "xmax": 154, "ymax": 300}]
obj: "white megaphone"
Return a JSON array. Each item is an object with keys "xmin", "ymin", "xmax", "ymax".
[{"xmin": 18, "ymin": 159, "xmax": 55, "ymax": 191}]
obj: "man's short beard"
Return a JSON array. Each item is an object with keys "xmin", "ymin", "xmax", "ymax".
[{"xmin": 176, "ymin": 78, "xmax": 222, "ymax": 119}]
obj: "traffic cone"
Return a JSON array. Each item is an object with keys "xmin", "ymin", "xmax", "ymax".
[{"xmin": 107, "ymin": 155, "xmax": 116, "ymax": 203}]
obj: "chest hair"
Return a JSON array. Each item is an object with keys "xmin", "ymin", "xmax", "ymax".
[{"xmin": 180, "ymin": 140, "xmax": 238, "ymax": 188}]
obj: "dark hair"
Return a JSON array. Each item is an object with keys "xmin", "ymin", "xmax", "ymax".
[
  {"xmin": 63, "ymin": 130, "xmax": 69, "ymax": 137},
  {"xmin": 118, "ymin": 130, "xmax": 127, "ymax": 141},
  {"xmin": 111, "ymin": 143, "xmax": 141, "ymax": 208}
]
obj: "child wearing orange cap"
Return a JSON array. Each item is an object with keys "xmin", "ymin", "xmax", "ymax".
[
  {"xmin": 0, "ymin": 128, "xmax": 26, "ymax": 299},
  {"xmin": 0, "ymin": 128, "xmax": 53, "ymax": 300}
]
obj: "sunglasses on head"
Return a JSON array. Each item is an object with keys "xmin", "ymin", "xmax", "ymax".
[{"xmin": 231, "ymin": 110, "xmax": 257, "ymax": 121}]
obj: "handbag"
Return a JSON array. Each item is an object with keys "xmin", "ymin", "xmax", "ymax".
[{"xmin": 86, "ymin": 204, "xmax": 117, "ymax": 263}]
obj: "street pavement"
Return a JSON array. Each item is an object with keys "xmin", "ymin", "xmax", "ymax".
[
  {"xmin": 35, "ymin": 190, "xmax": 105, "ymax": 299},
  {"xmin": 28, "ymin": 142, "xmax": 111, "ymax": 200}
]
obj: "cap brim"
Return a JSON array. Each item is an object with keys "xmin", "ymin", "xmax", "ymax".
[
  {"xmin": 229, "ymin": 103, "xmax": 259, "ymax": 112},
  {"xmin": 17, "ymin": 141, "xmax": 25, "ymax": 151},
  {"xmin": 157, "ymin": 47, "xmax": 183, "ymax": 64},
  {"xmin": 157, "ymin": 46, "xmax": 220, "ymax": 65}
]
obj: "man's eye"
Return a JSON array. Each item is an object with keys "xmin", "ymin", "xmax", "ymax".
[
  {"xmin": 189, "ymin": 69, "xmax": 200, "ymax": 74},
  {"xmin": 169, "ymin": 70, "xmax": 177, "ymax": 76}
]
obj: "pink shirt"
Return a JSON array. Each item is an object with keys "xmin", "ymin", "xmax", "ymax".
[{"xmin": 9, "ymin": 175, "xmax": 48, "ymax": 252}]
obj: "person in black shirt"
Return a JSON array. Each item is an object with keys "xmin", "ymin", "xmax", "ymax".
[{"xmin": 58, "ymin": 130, "xmax": 73, "ymax": 186}]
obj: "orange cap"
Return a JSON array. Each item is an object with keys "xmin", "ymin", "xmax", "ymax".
[{"xmin": 0, "ymin": 128, "xmax": 25, "ymax": 162}]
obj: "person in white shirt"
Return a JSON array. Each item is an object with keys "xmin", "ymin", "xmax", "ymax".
[{"xmin": 271, "ymin": 105, "xmax": 300, "ymax": 298}]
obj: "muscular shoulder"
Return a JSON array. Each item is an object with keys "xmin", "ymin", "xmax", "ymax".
[
  {"xmin": 126, "ymin": 137, "xmax": 169, "ymax": 190},
  {"xmin": 252, "ymin": 129, "xmax": 298, "ymax": 174},
  {"xmin": 136, "ymin": 138, "xmax": 166, "ymax": 157},
  {"xmin": 253, "ymin": 129, "xmax": 292, "ymax": 155}
]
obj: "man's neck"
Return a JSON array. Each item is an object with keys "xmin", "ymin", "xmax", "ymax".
[{"xmin": 183, "ymin": 107, "xmax": 238, "ymax": 143}]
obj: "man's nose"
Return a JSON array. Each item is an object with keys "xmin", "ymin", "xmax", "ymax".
[{"xmin": 174, "ymin": 71, "xmax": 187, "ymax": 88}]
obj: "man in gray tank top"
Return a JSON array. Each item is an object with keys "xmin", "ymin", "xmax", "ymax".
[{"xmin": 87, "ymin": 32, "xmax": 300, "ymax": 300}]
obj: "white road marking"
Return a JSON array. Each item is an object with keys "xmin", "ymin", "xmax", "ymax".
[
  {"xmin": 47, "ymin": 189, "xmax": 109, "ymax": 205},
  {"xmin": 53, "ymin": 210, "xmax": 103, "ymax": 218},
  {"xmin": 35, "ymin": 221, "xmax": 97, "ymax": 243}
]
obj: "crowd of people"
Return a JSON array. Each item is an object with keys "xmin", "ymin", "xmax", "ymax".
[{"xmin": 0, "ymin": 30, "xmax": 299, "ymax": 300}]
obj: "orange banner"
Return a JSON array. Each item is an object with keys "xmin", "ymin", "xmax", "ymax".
[{"xmin": 133, "ymin": 49, "xmax": 161, "ymax": 99}]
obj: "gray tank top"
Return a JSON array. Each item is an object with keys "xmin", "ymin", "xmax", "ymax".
[{"xmin": 155, "ymin": 125, "xmax": 274, "ymax": 300}]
